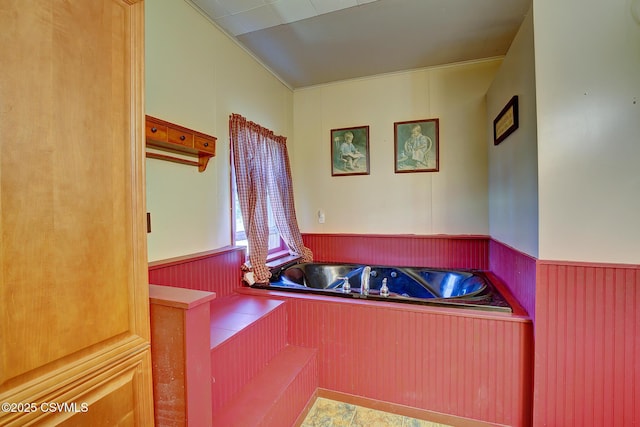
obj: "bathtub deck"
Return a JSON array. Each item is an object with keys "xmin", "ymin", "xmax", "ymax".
[
  {"xmin": 236, "ymin": 286, "xmax": 533, "ymax": 427},
  {"xmin": 150, "ymin": 283, "xmax": 532, "ymax": 426}
]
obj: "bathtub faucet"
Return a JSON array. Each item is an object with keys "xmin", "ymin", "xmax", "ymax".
[{"xmin": 360, "ymin": 266, "xmax": 371, "ymax": 296}]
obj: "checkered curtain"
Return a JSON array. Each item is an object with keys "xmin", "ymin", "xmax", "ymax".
[{"xmin": 230, "ymin": 114, "xmax": 312, "ymax": 283}]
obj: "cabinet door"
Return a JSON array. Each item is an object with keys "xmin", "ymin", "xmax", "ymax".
[{"xmin": 0, "ymin": 1, "xmax": 153, "ymax": 425}]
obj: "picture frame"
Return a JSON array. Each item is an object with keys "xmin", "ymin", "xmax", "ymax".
[
  {"xmin": 493, "ymin": 95, "xmax": 519, "ymax": 145},
  {"xmin": 331, "ymin": 125, "xmax": 370, "ymax": 176},
  {"xmin": 394, "ymin": 118, "xmax": 439, "ymax": 173}
]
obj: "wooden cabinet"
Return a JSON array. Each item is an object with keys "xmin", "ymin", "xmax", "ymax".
[
  {"xmin": 146, "ymin": 115, "xmax": 217, "ymax": 172},
  {"xmin": 0, "ymin": 1, "xmax": 153, "ymax": 425}
]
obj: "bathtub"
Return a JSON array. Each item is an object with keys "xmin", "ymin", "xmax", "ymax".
[{"xmin": 256, "ymin": 262, "xmax": 512, "ymax": 312}]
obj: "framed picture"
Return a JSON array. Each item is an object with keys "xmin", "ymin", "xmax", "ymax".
[
  {"xmin": 331, "ymin": 125, "xmax": 370, "ymax": 176},
  {"xmin": 493, "ymin": 95, "xmax": 519, "ymax": 145},
  {"xmin": 394, "ymin": 118, "xmax": 439, "ymax": 173}
]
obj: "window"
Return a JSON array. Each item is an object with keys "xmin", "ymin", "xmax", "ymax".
[
  {"xmin": 229, "ymin": 113, "xmax": 311, "ymax": 282},
  {"xmin": 233, "ymin": 189, "xmax": 286, "ymax": 255}
]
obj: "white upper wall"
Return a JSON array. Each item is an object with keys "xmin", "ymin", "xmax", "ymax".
[
  {"xmin": 487, "ymin": 10, "xmax": 538, "ymax": 258},
  {"xmin": 146, "ymin": 0, "xmax": 640, "ymax": 266},
  {"xmin": 534, "ymin": 0, "xmax": 640, "ymax": 264},
  {"xmin": 145, "ymin": 0, "xmax": 293, "ymax": 261},
  {"xmin": 292, "ymin": 60, "xmax": 501, "ymax": 235}
]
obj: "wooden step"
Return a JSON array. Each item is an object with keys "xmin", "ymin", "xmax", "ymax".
[
  {"xmin": 210, "ymin": 294, "xmax": 289, "ymax": 414},
  {"xmin": 212, "ymin": 345, "xmax": 318, "ymax": 427},
  {"xmin": 210, "ymin": 294, "xmax": 286, "ymax": 348}
]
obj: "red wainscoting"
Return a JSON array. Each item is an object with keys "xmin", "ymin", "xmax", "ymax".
[
  {"xmin": 148, "ymin": 236, "xmax": 539, "ymax": 425},
  {"xmin": 285, "ymin": 295, "xmax": 533, "ymax": 427},
  {"xmin": 148, "ymin": 246, "xmax": 245, "ymax": 298},
  {"xmin": 534, "ymin": 261, "xmax": 640, "ymax": 427},
  {"xmin": 145, "ymin": 235, "xmax": 640, "ymax": 426},
  {"xmin": 302, "ymin": 233, "xmax": 490, "ymax": 270},
  {"xmin": 210, "ymin": 297, "xmax": 288, "ymax": 414},
  {"xmin": 489, "ymin": 240, "xmax": 537, "ymax": 323}
]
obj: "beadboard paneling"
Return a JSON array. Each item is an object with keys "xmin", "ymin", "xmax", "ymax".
[
  {"xmin": 148, "ymin": 246, "xmax": 245, "ymax": 297},
  {"xmin": 262, "ymin": 350, "xmax": 318, "ymax": 427},
  {"xmin": 534, "ymin": 261, "xmax": 640, "ymax": 427},
  {"xmin": 286, "ymin": 297, "xmax": 533, "ymax": 426},
  {"xmin": 489, "ymin": 239, "xmax": 537, "ymax": 322},
  {"xmin": 302, "ymin": 234, "xmax": 489, "ymax": 270},
  {"xmin": 210, "ymin": 304, "xmax": 288, "ymax": 414}
]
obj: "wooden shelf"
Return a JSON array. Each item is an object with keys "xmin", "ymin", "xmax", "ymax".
[{"xmin": 145, "ymin": 115, "xmax": 217, "ymax": 172}]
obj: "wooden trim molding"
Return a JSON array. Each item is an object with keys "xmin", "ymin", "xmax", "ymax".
[{"xmin": 148, "ymin": 245, "xmax": 245, "ymax": 269}]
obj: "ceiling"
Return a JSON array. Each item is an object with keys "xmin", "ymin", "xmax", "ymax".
[{"xmin": 189, "ymin": 0, "xmax": 532, "ymax": 88}]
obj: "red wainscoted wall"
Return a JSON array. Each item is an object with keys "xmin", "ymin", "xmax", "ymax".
[
  {"xmin": 145, "ymin": 234, "xmax": 640, "ymax": 426},
  {"xmin": 489, "ymin": 240, "xmax": 537, "ymax": 323},
  {"xmin": 534, "ymin": 260, "xmax": 640, "ymax": 427},
  {"xmin": 148, "ymin": 246, "xmax": 245, "ymax": 298},
  {"xmin": 302, "ymin": 233, "xmax": 490, "ymax": 270},
  {"xmin": 286, "ymin": 296, "xmax": 533, "ymax": 426},
  {"xmin": 146, "ymin": 235, "xmax": 535, "ymax": 425}
]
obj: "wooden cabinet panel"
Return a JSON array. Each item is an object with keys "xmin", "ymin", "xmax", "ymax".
[
  {"xmin": 0, "ymin": 0, "xmax": 153, "ymax": 425},
  {"xmin": 1, "ymin": 350, "xmax": 153, "ymax": 426}
]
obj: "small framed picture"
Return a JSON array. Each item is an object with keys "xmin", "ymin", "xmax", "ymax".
[
  {"xmin": 493, "ymin": 95, "xmax": 519, "ymax": 145},
  {"xmin": 330, "ymin": 126, "xmax": 370, "ymax": 176},
  {"xmin": 394, "ymin": 118, "xmax": 439, "ymax": 173}
]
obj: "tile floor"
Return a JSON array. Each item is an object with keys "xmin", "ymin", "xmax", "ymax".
[{"xmin": 301, "ymin": 397, "xmax": 453, "ymax": 427}]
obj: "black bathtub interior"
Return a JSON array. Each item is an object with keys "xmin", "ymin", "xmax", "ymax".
[{"xmin": 256, "ymin": 262, "xmax": 512, "ymax": 312}]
